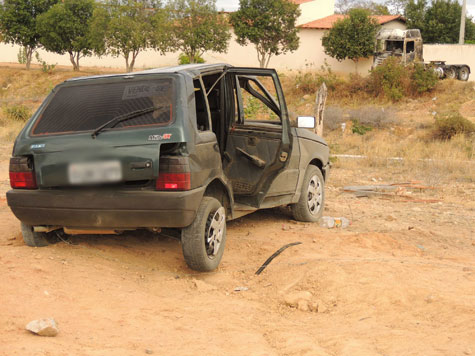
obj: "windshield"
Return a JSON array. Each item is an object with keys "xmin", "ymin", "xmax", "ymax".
[{"xmin": 31, "ymin": 77, "xmax": 175, "ymax": 136}]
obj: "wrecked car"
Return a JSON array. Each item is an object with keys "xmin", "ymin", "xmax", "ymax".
[
  {"xmin": 7, "ymin": 64, "xmax": 330, "ymax": 271},
  {"xmin": 373, "ymin": 29, "xmax": 470, "ymax": 81}
]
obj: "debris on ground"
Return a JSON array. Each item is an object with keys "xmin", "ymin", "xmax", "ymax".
[
  {"xmin": 342, "ymin": 181, "xmax": 440, "ymax": 202},
  {"xmin": 26, "ymin": 318, "xmax": 58, "ymax": 337},
  {"xmin": 320, "ymin": 216, "xmax": 350, "ymax": 228},
  {"xmin": 255, "ymin": 242, "xmax": 302, "ymax": 275},
  {"xmin": 234, "ymin": 286, "xmax": 249, "ymax": 292}
]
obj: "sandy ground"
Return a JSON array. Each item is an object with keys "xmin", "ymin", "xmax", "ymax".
[{"xmin": 0, "ymin": 143, "xmax": 474, "ymax": 356}]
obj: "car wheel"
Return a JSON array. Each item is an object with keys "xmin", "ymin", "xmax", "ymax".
[
  {"xmin": 181, "ymin": 196, "xmax": 227, "ymax": 272},
  {"xmin": 458, "ymin": 66, "xmax": 470, "ymax": 81},
  {"xmin": 444, "ymin": 67, "xmax": 457, "ymax": 79},
  {"xmin": 291, "ymin": 165, "xmax": 325, "ymax": 222},
  {"xmin": 21, "ymin": 222, "xmax": 51, "ymax": 247}
]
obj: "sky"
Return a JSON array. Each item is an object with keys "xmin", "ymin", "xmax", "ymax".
[{"xmin": 215, "ymin": 0, "xmax": 475, "ymax": 17}]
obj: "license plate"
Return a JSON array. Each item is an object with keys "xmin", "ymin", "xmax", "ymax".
[{"xmin": 68, "ymin": 161, "xmax": 122, "ymax": 185}]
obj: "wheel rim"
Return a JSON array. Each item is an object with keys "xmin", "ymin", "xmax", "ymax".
[
  {"xmin": 446, "ymin": 68, "xmax": 456, "ymax": 79},
  {"xmin": 459, "ymin": 68, "xmax": 469, "ymax": 80},
  {"xmin": 307, "ymin": 175, "xmax": 323, "ymax": 215},
  {"xmin": 205, "ymin": 207, "xmax": 226, "ymax": 258}
]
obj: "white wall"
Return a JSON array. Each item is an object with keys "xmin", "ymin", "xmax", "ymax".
[
  {"xmin": 0, "ymin": 29, "xmax": 373, "ymax": 75},
  {"xmin": 297, "ymin": 0, "xmax": 335, "ymax": 26}
]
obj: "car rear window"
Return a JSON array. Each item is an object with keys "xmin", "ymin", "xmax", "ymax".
[{"xmin": 32, "ymin": 78, "xmax": 175, "ymax": 136}]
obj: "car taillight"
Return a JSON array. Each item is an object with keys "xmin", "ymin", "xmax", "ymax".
[
  {"xmin": 9, "ymin": 157, "xmax": 38, "ymax": 189},
  {"xmin": 156, "ymin": 156, "xmax": 191, "ymax": 191},
  {"xmin": 156, "ymin": 172, "xmax": 191, "ymax": 191}
]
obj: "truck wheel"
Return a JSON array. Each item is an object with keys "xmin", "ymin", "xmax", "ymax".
[
  {"xmin": 181, "ymin": 197, "xmax": 226, "ymax": 272},
  {"xmin": 291, "ymin": 165, "xmax": 325, "ymax": 222},
  {"xmin": 458, "ymin": 66, "xmax": 470, "ymax": 81},
  {"xmin": 444, "ymin": 67, "xmax": 457, "ymax": 79},
  {"xmin": 21, "ymin": 222, "xmax": 51, "ymax": 247}
]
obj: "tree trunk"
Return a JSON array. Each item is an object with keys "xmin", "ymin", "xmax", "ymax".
[
  {"xmin": 125, "ymin": 53, "xmax": 130, "ymax": 72},
  {"xmin": 69, "ymin": 51, "xmax": 79, "ymax": 71},
  {"xmin": 353, "ymin": 59, "xmax": 359, "ymax": 74},
  {"xmin": 129, "ymin": 51, "xmax": 139, "ymax": 72},
  {"xmin": 25, "ymin": 47, "xmax": 33, "ymax": 70}
]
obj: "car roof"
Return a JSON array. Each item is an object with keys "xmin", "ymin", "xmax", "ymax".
[{"xmin": 65, "ymin": 63, "xmax": 233, "ymax": 83}]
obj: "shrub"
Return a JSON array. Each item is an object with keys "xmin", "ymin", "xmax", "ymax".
[
  {"xmin": 367, "ymin": 57, "xmax": 409, "ymax": 101},
  {"xmin": 351, "ymin": 119, "xmax": 373, "ymax": 135},
  {"xmin": 294, "ymin": 63, "xmax": 341, "ymax": 95},
  {"xmin": 35, "ymin": 52, "xmax": 56, "ymax": 74},
  {"xmin": 411, "ymin": 63, "xmax": 438, "ymax": 94},
  {"xmin": 347, "ymin": 106, "xmax": 396, "ymax": 129},
  {"xmin": 432, "ymin": 113, "xmax": 475, "ymax": 140},
  {"xmin": 4, "ymin": 104, "xmax": 31, "ymax": 122},
  {"xmin": 323, "ymin": 105, "xmax": 346, "ymax": 131},
  {"xmin": 178, "ymin": 53, "xmax": 205, "ymax": 65}
]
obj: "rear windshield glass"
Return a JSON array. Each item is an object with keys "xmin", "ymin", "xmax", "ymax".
[{"xmin": 32, "ymin": 78, "xmax": 175, "ymax": 136}]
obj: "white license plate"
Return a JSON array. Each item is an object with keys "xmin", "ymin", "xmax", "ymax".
[{"xmin": 68, "ymin": 161, "xmax": 122, "ymax": 185}]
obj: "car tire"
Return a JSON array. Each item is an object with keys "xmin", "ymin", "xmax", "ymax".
[
  {"xmin": 181, "ymin": 196, "xmax": 227, "ymax": 272},
  {"xmin": 458, "ymin": 66, "xmax": 470, "ymax": 81},
  {"xmin": 20, "ymin": 222, "xmax": 51, "ymax": 247},
  {"xmin": 291, "ymin": 165, "xmax": 325, "ymax": 222}
]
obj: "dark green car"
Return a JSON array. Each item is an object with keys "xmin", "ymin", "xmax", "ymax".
[{"xmin": 7, "ymin": 64, "xmax": 330, "ymax": 271}]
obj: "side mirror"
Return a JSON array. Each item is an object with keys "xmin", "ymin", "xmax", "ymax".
[{"xmin": 297, "ymin": 116, "xmax": 316, "ymax": 129}]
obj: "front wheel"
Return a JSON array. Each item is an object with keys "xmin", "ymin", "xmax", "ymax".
[
  {"xmin": 291, "ymin": 165, "xmax": 325, "ymax": 222},
  {"xmin": 181, "ymin": 197, "xmax": 227, "ymax": 272}
]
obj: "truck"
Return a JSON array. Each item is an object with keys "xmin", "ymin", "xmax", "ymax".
[{"xmin": 373, "ymin": 28, "xmax": 471, "ymax": 81}]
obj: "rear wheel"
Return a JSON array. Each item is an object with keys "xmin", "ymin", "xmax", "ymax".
[
  {"xmin": 444, "ymin": 66, "xmax": 457, "ymax": 79},
  {"xmin": 181, "ymin": 197, "xmax": 226, "ymax": 272},
  {"xmin": 458, "ymin": 66, "xmax": 470, "ymax": 81},
  {"xmin": 21, "ymin": 222, "xmax": 51, "ymax": 247},
  {"xmin": 291, "ymin": 165, "xmax": 325, "ymax": 222}
]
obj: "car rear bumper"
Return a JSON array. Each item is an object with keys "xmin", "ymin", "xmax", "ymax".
[{"xmin": 6, "ymin": 187, "xmax": 205, "ymax": 229}]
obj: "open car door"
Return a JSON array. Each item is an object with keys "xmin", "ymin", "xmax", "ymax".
[{"xmin": 223, "ymin": 68, "xmax": 293, "ymax": 207}]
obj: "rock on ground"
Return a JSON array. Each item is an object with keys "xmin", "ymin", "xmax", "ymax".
[
  {"xmin": 284, "ymin": 291, "xmax": 312, "ymax": 308},
  {"xmin": 26, "ymin": 318, "xmax": 58, "ymax": 337}
]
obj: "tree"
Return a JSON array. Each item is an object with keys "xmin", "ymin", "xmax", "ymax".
[
  {"xmin": 404, "ymin": 0, "xmax": 475, "ymax": 43},
  {"xmin": 92, "ymin": 0, "xmax": 170, "ymax": 72},
  {"xmin": 168, "ymin": 0, "xmax": 230, "ymax": 64},
  {"xmin": 36, "ymin": 0, "xmax": 100, "ymax": 71},
  {"xmin": 405, "ymin": 0, "xmax": 427, "ymax": 31},
  {"xmin": 0, "ymin": 0, "xmax": 58, "ymax": 69},
  {"xmin": 384, "ymin": 0, "xmax": 408, "ymax": 15},
  {"xmin": 322, "ymin": 8, "xmax": 379, "ymax": 72},
  {"xmin": 230, "ymin": 0, "xmax": 300, "ymax": 68}
]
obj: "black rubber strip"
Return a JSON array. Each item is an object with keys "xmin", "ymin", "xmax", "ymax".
[{"xmin": 255, "ymin": 242, "xmax": 302, "ymax": 275}]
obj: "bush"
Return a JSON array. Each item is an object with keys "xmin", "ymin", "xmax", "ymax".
[
  {"xmin": 367, "ymin": 58, "xmax": 439, "ymax": 102},
  {"xmin": 411, "ymin": 63, "xmax": 438, "ymax": 94},
  {"xmin": 351, "ymin": 119, "xmax": 373, "ymax": 135},
  {"xmin": 4, "ymin": 104, "xmax": 31, "ymax": 122},
  {"xmin": 348, "ymin": 106, "xmax": 396, "ymax": 129},
  {"xmin": 294, "ymin": 63, "xmax": 341, "ymax": 94},
  {"xmin": 178, "ymin": 53, "xmax": 205, "ymax": 65},
  {"xmin": 35, "ymin": 52, "xmax": 56, "ymax": 74},
  {"xmin": 432, "ymin": 113, "xmax": 475, "ymax": 140},
  {"xmin": 367, "ymin": 57, "xmax": 409, "ymax": 101}
]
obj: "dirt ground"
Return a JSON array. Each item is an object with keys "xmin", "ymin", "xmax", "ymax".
[{"xmin": 0, "ymin": 142, "xmax": 474, "ymax": 356}]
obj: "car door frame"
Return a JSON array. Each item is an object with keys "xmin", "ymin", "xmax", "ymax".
[{"xmin": 225, "ymin": 67, "xmax": 293, "ymax": 207}]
